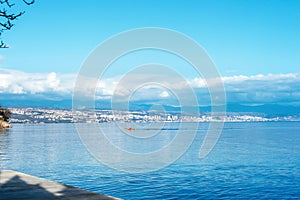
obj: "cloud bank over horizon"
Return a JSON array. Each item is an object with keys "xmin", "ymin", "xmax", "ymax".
[{"xmin": 0, "ymin": 68, "xmax": 300, "ymax": 106}]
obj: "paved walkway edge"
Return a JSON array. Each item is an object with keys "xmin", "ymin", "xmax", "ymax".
[{"xmin": 0, "ymin": 170, "xmax": 121, "ymax": 200}]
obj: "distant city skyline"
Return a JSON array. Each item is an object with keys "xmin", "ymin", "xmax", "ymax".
[{"xmin": 10, "ymin": 107, "xmax": 300, "ymax": 124}]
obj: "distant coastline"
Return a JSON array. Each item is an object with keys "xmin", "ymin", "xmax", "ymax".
[{"xmin": 9, "ymin": 107, "xmax": 300, "ymax": 124}]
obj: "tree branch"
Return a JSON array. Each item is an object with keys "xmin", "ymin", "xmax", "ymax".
[
  {"xmin": 22, "ymin": 0, "xmax": 34, "ymax": 5},
  {"xmin": 0, "ymin": 10, "xmax": 24, "ymax": 20},
  {"xmin": 0, "ymin": 40, "xmax": 8, "ymax": 48},
  {"xmin": 0, "ymin": 0, "xmax": 34, "ymax": 48},
  {"xmin": 0, "ymin": 21, "xmax": 13, "ymax": 30},
  {"xmin": 0, "ymin": 0, "xmax": 15, "ymax": 8}
]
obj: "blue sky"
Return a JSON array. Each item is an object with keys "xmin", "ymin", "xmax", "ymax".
[
  {"xmin": 1, "ymin": 0, "xmax": 300, "ymax": 74},
  {"xmin": 0, "ymin": 0, "xmax": 300, "ymax": 107}
]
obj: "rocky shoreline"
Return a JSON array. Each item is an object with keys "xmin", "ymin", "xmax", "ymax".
[
  {"xmin": 0, "ymin": 119, "xmax": 12, "ymax": 129},
  {"xmin": 0, "ymin": 106, "xmax": 12, "ymax": 129}
]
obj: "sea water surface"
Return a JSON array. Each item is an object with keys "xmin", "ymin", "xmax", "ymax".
[{"xmin": 0, "ymin": 122, "xmax": 299, "ymax": 199}]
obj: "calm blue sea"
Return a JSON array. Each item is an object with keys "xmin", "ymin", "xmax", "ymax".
[{"xmin": 1, "ymin": 122, "xmax": 300, "ymax": 199}]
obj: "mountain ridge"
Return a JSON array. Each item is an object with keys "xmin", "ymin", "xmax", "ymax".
[{"xmin": 1, "ymin": 99, "xmax": 299, "ymax": 117}]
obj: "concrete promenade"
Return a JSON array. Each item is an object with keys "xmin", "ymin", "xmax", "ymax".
[{"xmin": 0, "ymin": 170, "xmax": 120, "ymax": 200}]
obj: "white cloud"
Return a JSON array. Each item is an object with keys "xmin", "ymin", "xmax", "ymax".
[
  {"xmin": 188, "ymin": 77, "xmax": 207, "ymax": 88},
  {"xmin": 1, "ymin": 68, "xmax": 300, "ymax": 105},
  {"xmin": 222, "ymin": 73, "xmax": 300, "ymax": 104},
  {"xmin": 160, "ymin": 91, "xmax": 170, "ymax": 98},
  {"xmin": 0, "ymin": 68, "xmax": 75, "ymax": 95},
  {"xmin": 95, "ymin": 77, "xmax": 120, "ymax": 99}
]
